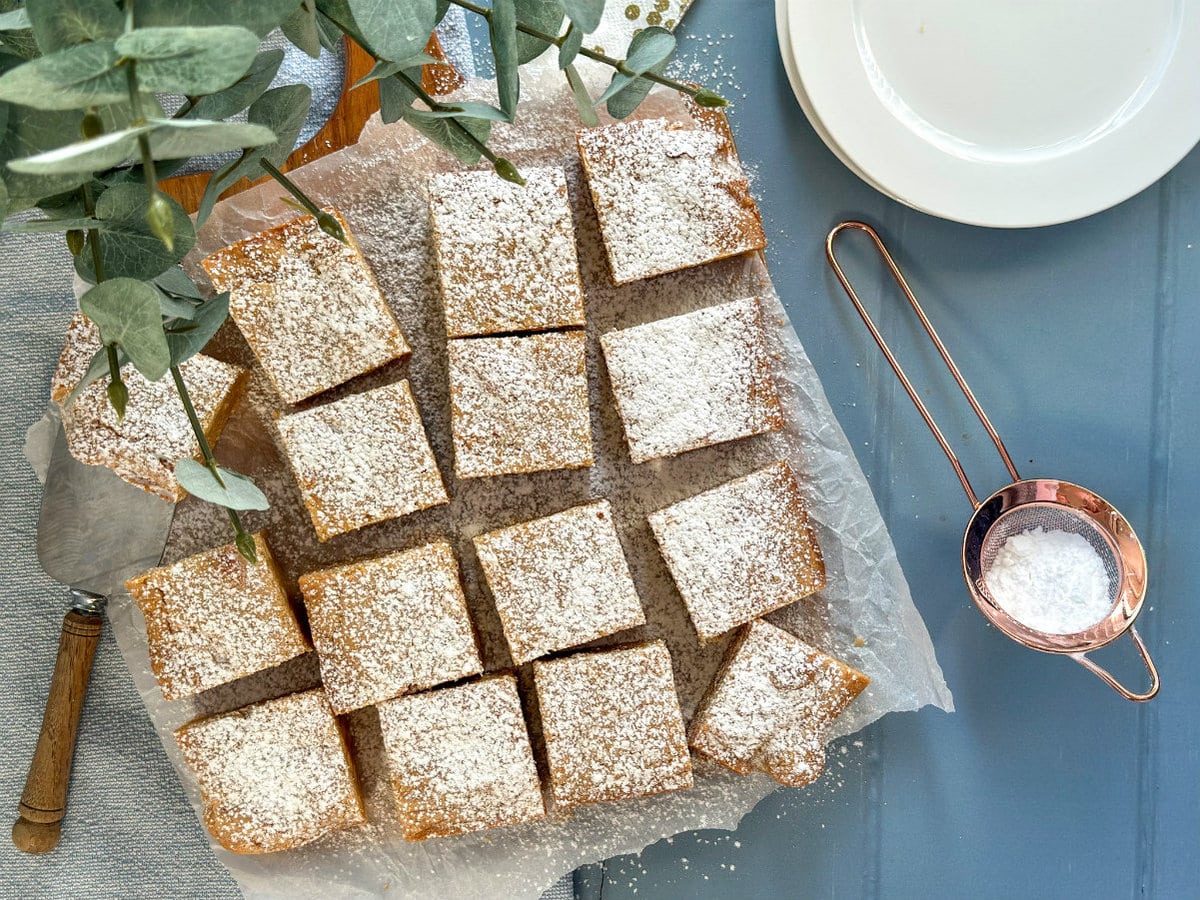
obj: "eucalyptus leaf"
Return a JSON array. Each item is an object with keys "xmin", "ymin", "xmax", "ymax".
[
  {"xmin": 166, "ymin": 293, "xmax": 229, "ymax": 365},
  {"xmin": 419, "ymin": 100, "xmax": 511, "ymax": 122},
  {"xmin": 377, "ymin": 69, "xmax": 422, "ymax": 124},
  {"xmin": 0, "ymin": 106, "xmax": 99, "ymax": 208},
  {"xmin": 1, "ymin": 214, "xmax": 101, "ymax": 233},
  {"xmin": 0, "ymin": 173, "xmax": 8, "ymax": 218},
  {"xmin": 560, "ymin": 0, "xmax": 603, "ymax": 34},
  {"xmin": 135, "ymin": 0, "xmax": 299, "ymax": 37},
  {"xmin": 77, "ymin": 183, "xmax": 195, "ymax": 281},
  {"xmin": 0, "ymin": 8, "xmax": 29, "ymax": 31},
  {"xmin": 600, "ymin": 26, "xmax": 674, "ymax": 119},
  {"xmin": 352, "ymin": 54, "xmax": 438, "ymax": 89},
  {"xmin": 402, "ymin": 108, "xmax": 490, "ymax": 165},
  {"xmin": 314, "ymin": 10, "xmax": 343, "ymax": 51},
  {"xmin": 349, "ymin": 0, "xmax": 435, "ymax": 62},
  {"xmin": 62, "ymin": 344, "xmax": 128, "ymax": 408},
  {"xmin": 79, "ymin": 278, "xmax": 171, "ymax": 381},
  {"xmin": 622, "ymin": 26, "xmax": 674, "ymax": 75},
  {"xmin": 0, "ymin": 41, "xmax": 124, "ymax": 109},
  {"xmin": 27, "ymin": 0, "xmax": 121, "ymax": 52},
  {"xmin": 115, "ymin": 26, "xmax": 259, "ymax": 94},
  {"xmin": 174, "ymin": 459, "xmax": 270, "ymax": 511},
  {"xmin": 5, "ymin": 125, "xmax": 151, "ymax": 175},
  {"xmin": 195, "ymin": 84, "xmax": 311, "ymax": 225},
  {"xmin": 159, "ymin": 291, "xmax": 198, "ymax": 320},
  {"xmin": 147, "ymin": 118, "xmax": 277, "ymax": 159},
  {"xmin": 564, "ymin": 63, "xmax": 598, "ymax": 126},
  {"xmin": 490, "ymin": 0, "xmax": 519, "ymax": 120},
  {"xmin": 185, "ymin": 49, "xmax": 284, "ymax": 120},
  {"xmin": 280, "ymin": 0, "xmax": 321, "ymax": 58},
  {"xmin": 154, "ymin": 265, "xmax": 204, "ymax": 300},
  {"xmin": 558, "ymin": 24, "xmax": 583, "ymax": 69},
  {"xmin": 514, "ymin": 0, "xmax": 563, "ymax": 64}
]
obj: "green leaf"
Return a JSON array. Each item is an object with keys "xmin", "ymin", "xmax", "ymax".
[
  {"xmin": 27, "ymin": 0, "xmax": 122, "ymax": 52},
  {"xmin": 377, "ymin": 69, "xmax": 422, "ymax": 124},
  {"xmin": 402, "ymin": 109, "xmax": 490, "ymax": 165},
  {"xmin": 281, "ymin": 0, "xmax": 321, "ymax": 58},
  {"xmin": 62, "ymin": 344, "xmax": 128, "ymax": 408},
  {"xmin": 154, "ymin": 265, "xmax": 204, "ymax": 300},
  {"xmin": 514, "ymin": 0, "xmax": 563, "ymax": 65},
  {"xmin": 174, "ymin": 459, "xmax": 270, "ymax": 511},
  {"xmin": 349, "ymin": 0, "xmax": 435, "ymax": 62},
  {"xmin": 600, "ymin": 27, "xmax": 675, "ymax": 120},
  {"xmin": 561, "ymin": 0, "xmax": 602, "ymax": 33},
  {"xmin": 77, "ymin": 183, "xmax": 195, "ymax": 281},
  {"xmin": 2, "ymin": 214, "xmax": 101, "ymax": 233},
  {"xmin": 185, "ymin": 49, "xmax": 284, "ymax": 120},
  {"xmin": 196, "ymin": 84, "xmax": 311, "ymax": 225},
  {"xmin": 167, "ymin": 293, "xmax": 229, "ymax": 365},
  {"xmin": 490, "ymin": 0, "xmax": 519, "ymax": 120},
  {"xmin": 159, "ymin": 291, "xmax": 197, "ymax": 319},
  {"xmin": 314, "ymin": 10, "xmax": 343, "ymax": 52},
  {"xmin": 558, "ymin": 24, "xmax": 582, "ymax": 69},
  {"xmin": 0, "ymin": 107, "xmax": 96, "ymax": 208},
  {"xmin": 0, "ymin": 171, "xmax": 7, "ymax": 218},
  {"xmin": 79, "ymin": 278, "xmax": 171, "ymax": 381},
  {"xmin": 352, "ymin": 54, "xmax": 438, "ymax": 89},
  {"xmin": 0, "ymin": 41, "xmax": 124, "ymax": 109},
  {"xmin": 135, "ymin": 0, "xmax": 299, "ymax": 37},
  {"xmin": 5, "ymin": 125, "xmax": 151, "ymax": 175},
  {"xmin": 147, "ymin": 118, "xmax": 277, "ymax": 159},
  {"xmin": 622, "ymin": 26, "xmax": 674, "ymax": 75},
  {"xmin": 419, "ymin": 100, "xmax": 511, "ymax": 122},
  {"xmin": 115, "ymin": 26, "xmax": 259, "ymax": 94},
  {"xmin": 564, "ymin": 63, "xmax": 598, "ymax": 126},
  {"xmin": 0, "ymin": 8, "xmax": 30, "ymax": 31}
]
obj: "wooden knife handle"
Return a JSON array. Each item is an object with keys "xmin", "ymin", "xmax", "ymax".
[{"xmin": 12, "ymin": 604, "xmax": 103, "ymax": 854}]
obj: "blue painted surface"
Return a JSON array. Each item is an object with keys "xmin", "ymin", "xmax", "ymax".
[{"xmin": 598, "ymin": 2, "xmax": 1199, "ymax": 897}]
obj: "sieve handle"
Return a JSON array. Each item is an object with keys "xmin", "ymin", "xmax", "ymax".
[
  {"xmin": 826, "ymin": 222, "xmax": 1022, "ymax": 508},
  {"xmin": 1071, "ymin": 626, "xmax": 1160, "ymax": 702}
]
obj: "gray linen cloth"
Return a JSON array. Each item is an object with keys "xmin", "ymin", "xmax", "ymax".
[{"xmin": 0, "ymin": 25, "xmax": 574, "ymax": 900}]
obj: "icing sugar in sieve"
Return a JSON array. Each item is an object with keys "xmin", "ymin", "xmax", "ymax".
[{"xmin": 826, "ymin": 222, "xmax": 1159, "ymax": 702}]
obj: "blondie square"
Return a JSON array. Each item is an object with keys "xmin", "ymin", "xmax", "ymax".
[
  {"xmin": 201, "ymin": 210, "xmax": 409, "ymax": 405},
  {"xmin": 533, "ymin": 641, "xmax": 692, "ymax": 808},
  {"xmin": 600, "ymin": 297, "xmax": 783, "ymax": 463},
  {"xmin": 275, "ymin": 379, "xmax": 448, "ymax": 541},
  {"xmin": 125, "ymin": 533, "xmax": 309, "ymax": 701},
  {"xmin": 376, "ymin": 675, "xmax": 545, "ymax": 840},
  {"xmin": 429, "ymin": 166, "xmax": 584, "ymax": 337},
  {"xmin": 689, "ymin": 619, "xmax": 869, "ymax": 787},
  {"xmin": 474, "ymin": 500, "xmax": 645, "ymax": 664},
  {"xmin": 576, "ymin": 117, "xmax": 766, "ymax": 284},
  {"xmin": 298, "ymin": 540, "xmax": 482, "ymax": 714},
  {"xmin": 176, "ymin": 688, "xmax": 365, "ymax": 854},
  {"xmin": 648, "ymin": 460, "xmax": 825, "ymax": 641},
  {"xmin": 447, "ymin": 332, "xmax": 592, "ymax": 478}
]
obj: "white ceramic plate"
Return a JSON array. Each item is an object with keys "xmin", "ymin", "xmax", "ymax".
[{"xmin": 786, "ymin": 0, "xmax": 1200, "ymax": 227}]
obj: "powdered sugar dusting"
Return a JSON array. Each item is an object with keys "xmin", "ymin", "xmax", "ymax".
[
  {"xmin": 125, "ymin": 533, "xmax": 309, "ymax": 701},
  {"xmin": 175, "ymin": 688, "xmax": 365, "ymax": 854},
  {"xmin": 376, "ymin": 676, "xmax": 544, "ymax": 840},
  {"xmin": 276, "ymin": 379, "xmax": 449, "ymax": 541},
  {"xmin": 50, "ymin": 313, "xmax": 246, "ymax": 502},
  {"xmin": 690, "ymin": 620, "xmax": 869, "ymax": 787},
  {"xmin": 429, "ymin": 167, "xmax": 584, "ymax": 337},
  {"xmin": 600, "ymin": 297, "xmax": 783, "ymax": 463},
  {"xmin": 535, "ymin": 642, "xmax": 693, "ymax": 808},
  {"xmin": 299, "ymin": 539, "xmax": 482, "ymax": 714},
  {"xmin": 474, "ymin": 500, "xmax": 645, "ymax": 664},
  {"xmin": 577, "ymin": 117, "xmax": 765, "ymax": 284}
]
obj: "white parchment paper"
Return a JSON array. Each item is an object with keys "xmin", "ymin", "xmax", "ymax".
[{"xmin": 56, "ymin": 74, "xmax": 951, "ymax": 899}]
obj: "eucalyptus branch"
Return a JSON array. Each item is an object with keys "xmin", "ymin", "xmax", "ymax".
[
  {"xmin": 81, "ymin": 181, "xmax": 128, "ymax": 417},
  {"xmin": 447, "ymin": 0, "xmax": 728, "ymax": 106},
  {"xmin": 171, "ymin": 365, "xmax": 257, "ymax": 562},
  {"xmin": 259, "ymin": 158, "xmax": 348, "ymax": 244}
]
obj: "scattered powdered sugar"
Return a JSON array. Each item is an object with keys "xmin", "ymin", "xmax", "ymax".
[
  {"xmin": 376, "ymin": 676, "xmax": 544, "ymax": 840},
  {"xmin": 649, "ymin": 461, "xmax": 826, "ymax": 641},
  {"xmin": 275, "ymin": 379, "xmax": 449, "ymax": 541},
  {"xmin": 125, "ymin": 533, "xmax": 309, "ymax": 701},
  {"xmin": 51, "ymin": 313, "xmax": 246, "ymax": 502},
  {"xmin": 600, "ymin": 297, "xmax": 783, "ymax": 463},
  {"xmin": 534, "ymin": 641, "xmax": 693, "ymax": 808},
  {"xmin": 429, "ymin": 166, "xmax": 585, "ymax": 337},
  {"xmin": 985, "ymin": 526, "xmax": 1114, "ymax": 634},
  {"xmin": 298, "ymin": 540, "xmax": 482, "ymax": 714},
  {"xmin": 175, "ymin": 688, "xmax": 365, "ymax": 855},
  {"xmin": 473, "ymin": 500, "xmax": 646, "ymax": 664}
]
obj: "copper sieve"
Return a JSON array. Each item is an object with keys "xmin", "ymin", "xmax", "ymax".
[{"xmin": 826, "ymin": 221, "xmax": 1159, "ymax": 702}]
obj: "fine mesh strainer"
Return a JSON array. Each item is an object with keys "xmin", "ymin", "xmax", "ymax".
[{"xmin": 826, "ymin": 221, "xmax": 1158, "ymax": 702}]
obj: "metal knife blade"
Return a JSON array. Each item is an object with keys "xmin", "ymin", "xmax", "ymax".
[{"xmin": 37, "ymin": 417, "xmax": 174, "ymax": 597}]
